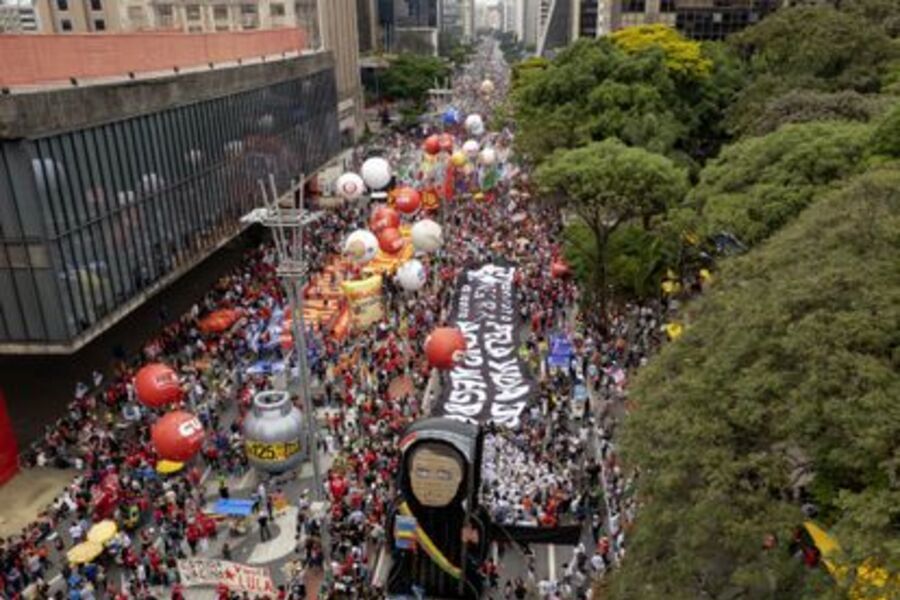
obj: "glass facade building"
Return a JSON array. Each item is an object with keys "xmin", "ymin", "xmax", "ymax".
[{"xmin": 0, "ymin": 67, "xmax": 339, "ymax": 348}]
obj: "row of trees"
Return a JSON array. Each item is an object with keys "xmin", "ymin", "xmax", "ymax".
[{"xmin": 511, "ymin": 3, "xmax": 900, "ymax": 598}]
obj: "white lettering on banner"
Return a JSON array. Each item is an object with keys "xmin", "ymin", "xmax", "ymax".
[{"xmin": 436, "ymin": 263, "xmax": 535, "ymax": 428}]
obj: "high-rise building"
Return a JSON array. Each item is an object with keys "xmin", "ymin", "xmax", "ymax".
[
  {"xmin": 319, "ymin": 0, "xmax": 365, "ymax": 143},
  {"xmin": 357, "ymin": 0, "xmax": 379, "ymax": 53},
  {"xmin": 537, "ymin": 0, "xmax": 773, "ymax": 54},
  {"xmin": 394, "ymin": 0, "xmax": 437, "ymax": 27},
  {"xmin": 0, "ymin": 0, "xmax": 40, "ymax": 32}
]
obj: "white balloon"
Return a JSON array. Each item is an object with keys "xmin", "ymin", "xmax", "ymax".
[
  {"xmin": 395, "ymin": 259, "xmax": 427, "ymax": 292},
  {"xmin": 411, "ymin": 219, "xmax": 443, "ymax": 253},
  {"xmin": 463, "ymin": 140, "xmax": 480, "ymax": 157},
  {"xmin": 470, "ymin": 121, "xmax": 485, "ymax": 137},
  {"xmin": 479, "ymin": 147, "xmax": 497, "ymax": 166},
  {"xmin": 464, "ymin": 114, "xmax": 483, "ymax": 133},
  {"xmin": 343, "ymin": 229, "xmax": 379, "ymax": 264},
  {"xmin": 480, "ymin": 79, "xmax": 495, "ymax": 95},
  {"xmin": 336, "ymin": 172, "xmax": 365, "ymax": 200},
  {"xmin": 361, "ymin": 157, "xmax": 392, "ymax": 190}
]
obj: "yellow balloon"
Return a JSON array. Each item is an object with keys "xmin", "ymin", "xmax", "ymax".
[
  {"xmin": 664, "ymin": 322, "xmax": 684, "ymax": 340},
  {"xmin": 451, "ymin": 151, "xmax": 467, "ymax": 168}
]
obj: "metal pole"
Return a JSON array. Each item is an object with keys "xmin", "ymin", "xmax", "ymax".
[{"xmin": 262, "ymin": 174, "xmax": 333, "ymax": 588}]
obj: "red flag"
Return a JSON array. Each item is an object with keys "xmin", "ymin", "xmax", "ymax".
[
  {"xmin": 0, "ymin": 388, "xmax": 19, "ymax": 485},
  {"xmin": 442, "ymin": 163, "xmax": 455, "ymax": 202}
]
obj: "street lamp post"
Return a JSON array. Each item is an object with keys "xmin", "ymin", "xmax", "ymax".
[{"xmin": 254, "ymin": 174, "xmax": 332, "ymax": 587}]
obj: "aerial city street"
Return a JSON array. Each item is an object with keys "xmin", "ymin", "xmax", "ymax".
[{"xmin": 0, "ymin": 0, "xmax": 897, "ymax": 599}]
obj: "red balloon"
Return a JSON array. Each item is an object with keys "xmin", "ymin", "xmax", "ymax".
[
  {"xmin": 370, "ymin": 205, "xmax": 400, "ymax": 233},
  {"xmin": 135, "ymin": 363, "xmax": 182, "ymax": 408},
  {"xmin": 425, "ymin": 327, "xmax": 467, "ymax": 370},
  {"xmin": 378, "ymin": 227, "xmax": 406, "ymax": 255},
  {"xmin": 394, "ymin": 187, "xmax": 421, "ymax": 214},
  {"xmin": 439, "ymin": 133, "xmax": 454, "ymax": 153},
  {"xmin": 551, "ymin": 260, "xmax": 571, "ymax": 279},
  {"xmin": 151, "ymin": 411, "xmax": 205, "ymax": 462},
  {"xmin": 423, "ymin": 135, "xmax": 441, "ymax": 155}
]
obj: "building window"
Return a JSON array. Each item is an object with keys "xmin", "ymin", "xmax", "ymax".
[
  {"xmin": 90, "ymin": 0, "xmax": 102, "ymax": 11},
  {"xmin": 94, "ymin": 18, "xmax": 105, "ymax": 29},
  {"xmin": 213, "ymin": 4, "xmax": 228, "ymax": 19},
  {"xmin": 215, "ymin": 23, "xmax": 230, "ymax": 30},
  {"xmin": 240, "ymin": 3, "xmax": 256, "ymax": 14},
  {"xmin": 127, "ymin": 6, "xmax": 144, "ymax": 22},
  {"xmin": 186, "ymin": 4, "xmax": 200, "ymax": 19},
  {"xmin": 188, "ymin": 24, "xmax": 203, "ymax": 31},
  {"xmin": 157, "ymin": 4, "xmax": 172, "ymax": 16},
  {"xmin": 60, "ymin": 18, "xmax": 72, "ymax": 30},
  {"xmin": 660, "ymin": 0, "xmax": 675, "ymax": 12},
  {"xmin": 621, "ymin": 0, "xmax": 645, "ymax": 13},
  {"xmin": 270, "ymin": 2, "xmax": 285, "ymax": 17},
  {"xmin": 56, "ymin": 0, "xmax": 68, "ymax": 10}
]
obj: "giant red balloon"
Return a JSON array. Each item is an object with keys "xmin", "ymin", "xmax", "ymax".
[
  {"xmin": 135, "ymin": 363, "xmax": 182, "ymax": 408},
  {"xmin": 151, "ymin": 411, "xmax": 205, "ymax": 462},
  {"xmin": 425, "ymin": 327, "xmax": 467, "ymax": 370},
  {"xmin": 378, "ymin": 227, "xmax": 406, "ymax": 255},
  {"xmin": 439, "ymin": 133, "xmax": 454, "ymax": 153},
  {"xmin": 423, "ymin": 135, "xmax": 441, "ymax": 156},
  {"xmin": 394, "ymin": 187, "xmax": 421, "ymax": 214},
  {"xmin": 370, "ymin": 205, "xmax": 400, "ymax": 234}
]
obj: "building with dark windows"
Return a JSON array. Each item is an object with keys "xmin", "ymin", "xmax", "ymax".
[
  {"xmin": 0, "ymin": 52, "xmax": 340, "ymax": 354},
  {"xmin": 675, "ymin": 0, "xmax": 780, "ymax": 40}
]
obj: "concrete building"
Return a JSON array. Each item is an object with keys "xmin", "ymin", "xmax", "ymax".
[
  {"xmin": 0, "ymin": 47, "xmax": 341, "ymax": 354},
  {"xmin": 0, "ymin": 0, "xmax": 40, "ymax": 32},
  {"xmin": 319, "ymin": 0, "xmax": 364, "ymax": 143},
  {"xmin": 536, "ymin": 0, "xmax": 772, "ymax": 54},
  {"xmin": 357, "ymin": 0, "xmax": 379, "ymax": 53}
]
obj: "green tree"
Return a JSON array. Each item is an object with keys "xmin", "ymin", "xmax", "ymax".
[
  {"xmin": 870, "ymin": 101, "xmax": 900, "ymax": 157},
  {"xmin": 536, "ymin": 139, "xmax": 687, "ymax": 317},
  {"xmin": 512, "ymin": 37, "xmax": 739, "ymax": 165},
  {"xmin": 690, "ymin": 121, "xmax": 872, "ymax": 247},
  {"xmin": 611, "ymin": 164, "xmax": 900, "ymax": 600},
  {"xmin": 379, "ymin": 54, "xmax": 451, "ymax": 108},
  {"xmin": 732, "ymin": 89, "xmax": 882, "ymax": 138}
]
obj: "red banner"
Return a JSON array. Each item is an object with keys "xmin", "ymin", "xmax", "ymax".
[{"xmin": 0, "ymin": 389, "xmax": 19, "ymax": 485}]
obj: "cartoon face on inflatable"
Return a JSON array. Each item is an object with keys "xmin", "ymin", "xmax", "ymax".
[
  {"xmin": 408, "ymin": 442, "xmax": 464, "ymax": 507},
  {"xmin": 343, "ymin": 230, "xmax": 379, "ymax": 264}
]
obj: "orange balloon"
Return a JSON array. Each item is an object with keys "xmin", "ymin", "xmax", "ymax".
[
  {"xmin": 394, "ymin": 187, "xmax": 421, "ymax": 214},
  {"xmin": 370, "ymin": 205, "xmax": 400, "ymax": 233},
  {"xmin": 423, "ymin": 135, "xmax": 441, "ymax": 155},
  {"xmin": 151, "ymin": 411, "xmax": 205, "ymax": 462},
  {"xmin": 425, "ymin": 327, "xmax": 467, "ymax": 370},
  {"xmin": 135, "ymin": 363, "xmax": 182, "ymax": 408},
  {"xmin": 378, "ymin": 227, "xmax": 406, "ymax": 255}
]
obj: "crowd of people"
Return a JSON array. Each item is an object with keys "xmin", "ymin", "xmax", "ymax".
[{"xmin": 0, "ymin": 40, "xmax": 672, "ymax": 600}]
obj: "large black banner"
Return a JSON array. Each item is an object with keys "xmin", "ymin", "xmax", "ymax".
[{"xmin": 433, "ymin": 263, "xmax": 536, "ymax": 427}]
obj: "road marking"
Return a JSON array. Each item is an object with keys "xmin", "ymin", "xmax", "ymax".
[
  {"xmin": 548, "ymin": 544, "xmax": 556, "ymax": 581},
  {"xmin": 372, "ymin": 545, "xmax": 389, "ymax": 587},
  {"xmin": 492, "ymin": 541, "xmax": 499, "ymax": 564},
  {"xmin": 247, "ymin": 506, "xmax": 298, "ymax": 565}
]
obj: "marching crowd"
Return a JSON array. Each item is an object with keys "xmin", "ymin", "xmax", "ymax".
[{"xmin": 0, "ymin": 41, "xmax": 665, "ymax": 600}]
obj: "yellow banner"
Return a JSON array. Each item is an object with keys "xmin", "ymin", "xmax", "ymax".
[
  {"xmin": 245, "ymin": 440, "xmax": 302, "ymax": 463},
  {"xmin": 342, "ymin": 275, "xmax": 384, "ymax": 330}
]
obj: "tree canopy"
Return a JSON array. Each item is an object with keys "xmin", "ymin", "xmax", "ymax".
[
  {"xmin": 536, "ymin": 139, "xmax": 687, "ymax": 313},
  {"xmin": 689, "ymin": 121, "xmax": 872, "ymax": 247},
  {"xmin": 611, "ymin": 164, "xmax": 900, "ymax": 600},
  {"xmin": 379, "ymin": 54, "xmax": 451, "ymax": 107},
  {"xmin": 511, "ymin": 37, "xmax": 740, "ymax": 164}
]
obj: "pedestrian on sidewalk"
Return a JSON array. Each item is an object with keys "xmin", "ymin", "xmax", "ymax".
[
  {"xmin": 258, "ymin": 513, "xmax": 272, "ymax": 542},
  {"xmin": 222, "ymin": 543, "xmax": 232, "ymax": 561}
]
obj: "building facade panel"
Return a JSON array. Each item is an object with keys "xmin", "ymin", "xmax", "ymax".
[{"xmin": 0, "ymin": 64, "xmax": 339, "ymax": 350}]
